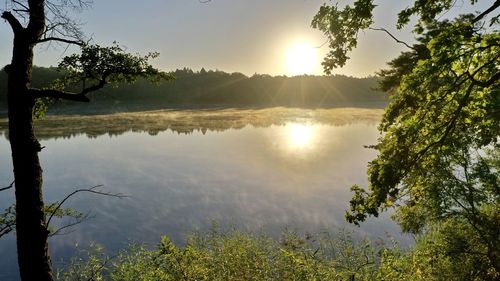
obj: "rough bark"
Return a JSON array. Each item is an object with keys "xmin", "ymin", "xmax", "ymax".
[{"xmin": 3, "ymin": 1, "xmax": 54, "ymax": 280}]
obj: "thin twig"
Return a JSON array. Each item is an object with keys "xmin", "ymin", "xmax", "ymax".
[
  {"xmin": 35, "ymin": 36, "xmax": 85, "ymax": 45},
  {"xmin": 49, "ymin": 213, "xmax": 92, "ymax": 237},
  {"xmin": 369, "ymin": 27, "xmax": 416, "ymax": 50},
  {"xmin": 315, "ymin": 39, "xmax": 329, "ymax": 49},
  {"xmin": 11, "ymin": 0, "xmax": 29, "ymax": 11},
  {"xmin": 0, "ymin": 181, "xmax": 14, "ymax": 192},
  {"xmin": 46, "ymin": 185, "xmax": 127, "ymax": 227}
]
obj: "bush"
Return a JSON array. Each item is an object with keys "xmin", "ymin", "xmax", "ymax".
[
  {"xmin": 57, "ymin": 225, "xmax": 499, "ymax": 281},
  {"xmin": 57, "ymin": 228, "xmax": 381, "ymax": 281}
]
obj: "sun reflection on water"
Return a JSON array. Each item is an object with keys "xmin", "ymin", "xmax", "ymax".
[
  {"xmin": 287, "ymin": 123, "xmax": 316, "ymax": 151},
  {"xmin": 284, "ymin": 123, "xmax": 318, "ymax": 154}
]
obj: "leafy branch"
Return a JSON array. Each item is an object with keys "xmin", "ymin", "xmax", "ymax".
[
  {"xmin": 29, "ymin": 43, "xmax": 173, "ymax": 103},
  {"xmin": 0, "ymin": 205, "xmax": 16, "ymax": 238}
]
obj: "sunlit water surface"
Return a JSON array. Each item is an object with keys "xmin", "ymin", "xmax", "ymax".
[{"xmin": 0, "ymin": 108, "xmax": 410, "ymax": 280}]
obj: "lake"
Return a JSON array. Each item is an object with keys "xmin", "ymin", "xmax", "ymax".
[{"xmin": 0, "ymin": 107, "xmax": 410, "ymax": 280}]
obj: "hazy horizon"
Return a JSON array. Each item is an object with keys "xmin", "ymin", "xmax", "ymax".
[
  {"xmin": 1, "ymin": 1, "xmax": 488, "ymax": 78},
  {"xmin": 1, "ymin": 0, "xmax": 415, "ymax": 78}
]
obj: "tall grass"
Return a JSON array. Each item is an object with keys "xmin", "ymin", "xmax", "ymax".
[{"xmin": 57, "ymin": 228, "xmax": 383, "ymax": 281}]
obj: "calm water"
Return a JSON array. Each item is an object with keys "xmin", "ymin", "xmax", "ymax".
[{"xmin": 0, "ymin": 108, "xmax": 409, "ymax": 280}]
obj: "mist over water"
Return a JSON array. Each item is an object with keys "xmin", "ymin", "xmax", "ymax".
[{"xmin": 0, "ymin": 108, "xmax": 410, "ymax": 280}]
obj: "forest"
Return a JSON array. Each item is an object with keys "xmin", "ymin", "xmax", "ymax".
[{"xmin": 0, "ymin": 67, "xmax": 386, "ymax": 114}]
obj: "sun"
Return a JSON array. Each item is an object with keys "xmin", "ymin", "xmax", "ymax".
[{"xmin": 286, "ymin": 42, "xmax": 318, "ymax": 76}]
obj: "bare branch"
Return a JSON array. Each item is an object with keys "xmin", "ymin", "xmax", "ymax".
[
  {"xmin": 12, "ymin": 0, "xmax": 29, "ymax": 11},
  {"xmin": 35, "ymin": 37, "xmax": 84, "ymax": 46},
  {"xmin": 0, "ymin": 181, "xmax": 14, "ymax": 192},
  {"xmin": 369, "ymin": 27, "xmax": 416, "ymax": 50},
  {"xmin": 1, "ymin": 11, "xmax": 24, "ymax": 34},
  {"xmin": 46, "ymin": 185, "xmax": 127, "ymax": 227},
  {"xmin": 42, "ymin": 0, "xmax": 88, "ymax": 43},
  {"xmin": 44, "ymin": 22, "xmax": 62, "ymax": 33},
  {"xmin": 13, "ymin": 9, "xmax": 29, "ymax": 13},
  {"xmin": 472, "ymin": 0, "xmax": 500, "ymax": 24},
  {"xmin": 48, "ymin": 213, "xmax": 91, "ymax": 237}
]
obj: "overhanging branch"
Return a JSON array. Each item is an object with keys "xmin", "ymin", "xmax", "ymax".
[
  {"xmin": 29, "ymin": 76, "xmax": 108, "ymax": 102},
  {"xmin": 29, "ymin": 88, "xmax": 90, "ymax": 102}
]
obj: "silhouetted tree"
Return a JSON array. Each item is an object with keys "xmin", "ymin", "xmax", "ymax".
[{"xmin": 1, "ymin": 1, "xmax": 168, "ymax": 280}]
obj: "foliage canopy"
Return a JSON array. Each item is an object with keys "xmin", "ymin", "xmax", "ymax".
[
  {"xmin": 56, "ymin": 43, "xmax": 172, "ymax": 90},
  {"xmin": 313, "ymin": 0, "xmax": 499, "ymax": 277}
]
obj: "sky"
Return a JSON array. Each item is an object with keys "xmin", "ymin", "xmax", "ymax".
[{"xmin": 0, "ymin": 0, "xmax": 490, "ymax": 77}]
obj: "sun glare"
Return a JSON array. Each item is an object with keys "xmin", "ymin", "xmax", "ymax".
[
  {"xmin": 288, "ymin": 123, "xmax": 314, "ymax": 149},
  {"xmin": 286, "ymin": 42, "xmax": 318, "ymax": 76}
]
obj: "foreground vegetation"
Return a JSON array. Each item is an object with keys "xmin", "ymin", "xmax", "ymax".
[{"xmin": 58, "ymin": 226, "xmax": 498, "ymax": 281}]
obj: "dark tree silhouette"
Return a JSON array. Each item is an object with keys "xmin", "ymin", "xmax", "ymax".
[{"xmin": 1, "ymin": 1, "xmax": 168, "ymax": 280}]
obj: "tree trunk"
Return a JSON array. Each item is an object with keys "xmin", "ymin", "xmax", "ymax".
[{"xmin": 7, "ymin": 29, "xmax": 54, "ymax": 281}]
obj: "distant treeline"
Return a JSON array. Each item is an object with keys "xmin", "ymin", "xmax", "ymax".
[{"xmin": 0, "ymin": 67, "xmax": 387, "ymax": 113}]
